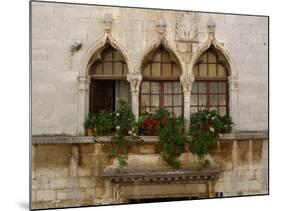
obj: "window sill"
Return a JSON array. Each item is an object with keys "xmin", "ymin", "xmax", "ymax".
[{"xmin": 32, "ymin": 131, "xmax": 268, "ymax": 144}]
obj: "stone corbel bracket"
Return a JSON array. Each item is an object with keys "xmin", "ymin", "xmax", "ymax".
[
  {"xmin": 103, "ymin": 13, "xmax": 113, "ymax": 34},
  {"xmin": 156, "ymin": 17, "xmax": 167, "ymax": 38}
]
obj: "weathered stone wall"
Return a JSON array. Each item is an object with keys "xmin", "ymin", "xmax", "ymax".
[
  {"xmin": 32, "ymin": 138, "xmax": 268, "ymax": 209},
  {"xmin": 31, "ymin": 2, "xmax": 268, "ymax": 135}
]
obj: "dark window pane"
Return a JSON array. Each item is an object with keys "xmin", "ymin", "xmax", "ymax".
[
  {"xmin": 219, "ymin": 95, "xmax": 226, "ymax": 105},
  {"xmin": 141, "ymin": 95, "xmax": 150, "ymax": 107},
  {"xmin": 199, "ymin": 82, "xmax": 207, "ymax": 93},
  {"xmin": 191, "ymin": 95, "xmax": 198, "ymax": 106},
  {"xmin": 173, "ymin": 95, "xmax": 182, "ymax": 106},
  {"xmin": 210, "ymin": 95, "xmax": 218, "ymax": 106},
  {"xmin": 173, "ymin": 82, "xmax": 181, "ymax": 93},
  {"xmin": 210, "ymin": 82, "xmax": 217, "ymax": 94},
  {"xmin": 164, "ymin": 82, "xmax": 173, "ymax": 94},
  {"xmin": 151, "ymin": 63, "xmax": 161, "ymax": 76},
  {"xmin": 219, "ymin": 82, "xmax": 226, "ymax": 93},
  {"xmin": 164, "ymin": 95, "xmax": 172, "ymax": 106},
  {"xmin": 199, "ymin": 95, "xmax": 207, "ymax": 106},
  {"xmin": 151, "ymin": 82, "xmax": 160, "ymax": 94},
  {"xmin": 141, "ymin": 82, "xmax": 150, "ymax": 94},
  {"xmin": 191, "ymin": 82, "xmax": 198, "ymax": 94}
]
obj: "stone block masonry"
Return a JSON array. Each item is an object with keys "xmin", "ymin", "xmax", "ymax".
[
  {"xmin": 31, "ymin": 136, "xmax": 268, "ymax": 209},
  {"xmin": 31, "ymin": 2, "xmax": 268, "ymax": 135}
]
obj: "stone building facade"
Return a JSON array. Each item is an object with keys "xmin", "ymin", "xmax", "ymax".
[{"xmin": 31, "ymin": 1, "xmax": 268, "ymax": 209}]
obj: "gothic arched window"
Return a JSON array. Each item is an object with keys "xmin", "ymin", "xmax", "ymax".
[
  {"xmin": 140, "ymin": 46, "xmax": 183, "ymax": 116},
  {"xmin": 191, "ymin": 46, "xmax": 229, "ymax": 116}
]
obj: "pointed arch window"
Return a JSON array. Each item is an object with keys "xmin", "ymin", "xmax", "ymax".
[
  {"xmin": 140, "ymin": 46, "xmax": 183, "ymax": 116},
  {"xmin": 89, "ymin": 45, "xmax": 130, "ymax": 113},
  {"xmin": 191, "ymin": 47, "xmax": 229, "ymax": 116}
]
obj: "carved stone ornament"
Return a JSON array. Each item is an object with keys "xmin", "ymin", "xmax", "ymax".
[
  {"xmin": 103, "ymin": 13, "xmax": 113, "ymax": 33},
  {"xmin": 207, "ymin": 16, "xmax": 216, "ymax": 34},
  {"xmin": 175, "ymin": 12, "xmax": 200, "ymax": 42},
  {"xmin": 127, "ymin": 74, "xmax": 142, "ymax": 95},
  {"xmin": 156, "ymin": 17, "xmax": 167, "ymax": 35},
  {"xmin": 229, "ymin": 75, "xmax": 239, "ymax": 90},
  {"xmin": 180, "ymin": 75, "xmax": 194, "ymax": 93}
]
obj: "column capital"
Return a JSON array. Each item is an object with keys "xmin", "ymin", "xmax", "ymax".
[
  {"xmin": 127, "ymin": 74, "xmax": 142, "ymax": 96},
  {"xmin": 180, "ymin": 75, "xmax": 194, "ymax": 93}
]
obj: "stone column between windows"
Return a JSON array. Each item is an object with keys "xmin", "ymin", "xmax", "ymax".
[
  {"xmin": 127, "ymin": 73, "xmax": 142, "ymax": 119},
  {"xmin": 77, "ymin": 75, "xmax": 90, "ymax": 135},
  {"xmin": 229, "ymin": 75, "xmax": 239, "ymax": 131},
  {"xmin": 180, "ymin": 75, "xmax": 194, "ymax": 131}
]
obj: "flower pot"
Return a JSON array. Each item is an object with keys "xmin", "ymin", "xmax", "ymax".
[{"xmin": 87, "ymin": 128, "xmax": 94, "ymax": 136}]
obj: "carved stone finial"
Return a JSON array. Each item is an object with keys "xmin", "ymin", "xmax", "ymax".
[
  {"xmin": 103, "ymin": 13, "xmax": 113, "ymax": 33},
  {"xmin": 156, "ymin": 17, "xmax": 167, "ymax": 35},
  {"xmin": 207, "ymin": 16, "xmax": 216, "ymax": 34}
]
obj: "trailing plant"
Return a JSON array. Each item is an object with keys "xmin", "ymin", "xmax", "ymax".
[
  {"xmin": 152, "ymin": 108, "xmax": 187, "ymax": 169},
  {"xmin": 189, "ymin": 109, "xmax": 233, "ymax": 166},
  {"xmin": 111, "ymin": 100, "xmax": 139, "ymax": 167}
]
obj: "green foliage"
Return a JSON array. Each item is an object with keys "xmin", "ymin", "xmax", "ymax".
[
  {"xmin": 96, "ymin": 111, "xmax": 114, "ymax": 135},
  {"xmin": 159, "ymin": 119, "xmax": 187, "ymax": 169},
  {"xmin": 189, "ymin": 109, "xmax": 233, "ymax": 165},
  {"xmin": 111, "ymin": 100, "xmax": 138, "ymax": 167},
  {"xmin": 83, "ymin": 113, "xmax": 96, "ymax": 129}
]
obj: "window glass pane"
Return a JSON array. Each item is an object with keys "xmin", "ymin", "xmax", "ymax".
[
  {"xmin": 210, "ymin": 95, "xmax": 218, "ymax": 106},
  {"xmin": 209, "ymin": 64, "xmax": 217, "ymax": 77},
  {"xmin": 191, "ymin": 107, "xmax": 198, "ymax": 114},
  {"xmin": 172, "ymin": 64, "xmax": 181, "ymax": 76},
  {"xmin": 151, "ymin": 63, "xmax": 161, "ymax": 76},
  {"xmin": 162, "ymin": 63, "xmax": 172, "ymax": 76},
  {"xmin": 151, "ymin": 82, "xmax": 160, "ymax": 94},
  {"xmin": 151, "ymin": 96, "xmax": 159, "ymax": 106},
  {"xmin": 162, "ymin": 50, "xmax": 171, "ymax": 62},
  {"xmin": 210, "ymin": 82, "xmax": 217, "ymax": 93},
  {"xmin": 193, "ymin": 65, "xmax": 199, "ymax": 77},
  {"xmin": 191, "ymin": 95, "xmax": 198, "ymax": 106},
  {"xmin": 94, "ymin": 63, "xmax": 102, "ymax": 75},
  {"xmin": 164, "ymin": 95, "xmax": 172, "ymax": 106},
  {"xmin": 218, "ymin": 64, "xmax": 227, "ymax": 77},
  {"xmin": 140, "ymin": 107, "xmax": 146, "ymax": 114},
  {"xmin": 123, "ymin": 64, "xmax": 128, "ymax": 74},
  {"xmin": 174, "ymin": 107, "xmax": 182, "ymax": 117},
  {"xmin": 191, "ymin": 82, "xmax": 198, "ymax": 94},
  {"xmin": 208, "ymin": 51, "xmax": 217, "ymax": 63},
  {"xmin": 143, "ymin": 64, "xmax": 150, "ymax": 76},
  {"xmin": 219, "ymin": 82, "xmax": 226, "ymax": 93},
  {"xmin": 103, "ymin": 48, "xmax": 113, "ymax": 61},
  {"xmin": 173, "ymin": 82, "xmax": 181, "ymax": 93},
  {"xmin": 173, "ymin": 95, "xmax": 182, "ymax": 106},
  {"xmin": 199, "ymin": 95, "xmax": 207, "ymax": 105},
  {"xmin": 153, "ymin": 51, "xmax": 161, "ymax": 62},
  {"xmin": 199, "ymin": 82, "xmax": 207, "ymax": 93},
  {"xmin": 219, "ymin": 107, "xmax": 226, "ymax": 116},
  {"xmin": 164, "ymin": 82, "xmax": 173, "ymax": 94},
  {"xmin": 199, "ymin": 64, "xmax": 207, "ymax": 77},
  {"xmin": 114, "ymin": 62, "xmax": 123, "ymax": 75},
  {"xmin": 219, "ymin": 95, "xmax": 226, "ymax": 105},
  {"xmin": 141, "ymin": 82, "xmax": 150, "ymax": 94},
  {"xmin": 141, "ymin": 95, "xmax": 150, "ymax": 106},
  {"xmin": 103, "ymin": 62, "xmax": 112, "ymax": 75}
]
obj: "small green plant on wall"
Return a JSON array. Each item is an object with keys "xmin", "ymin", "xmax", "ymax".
[{"xmin": 189, "ymin": 109, "xmax": 233, "ymax": 167}]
